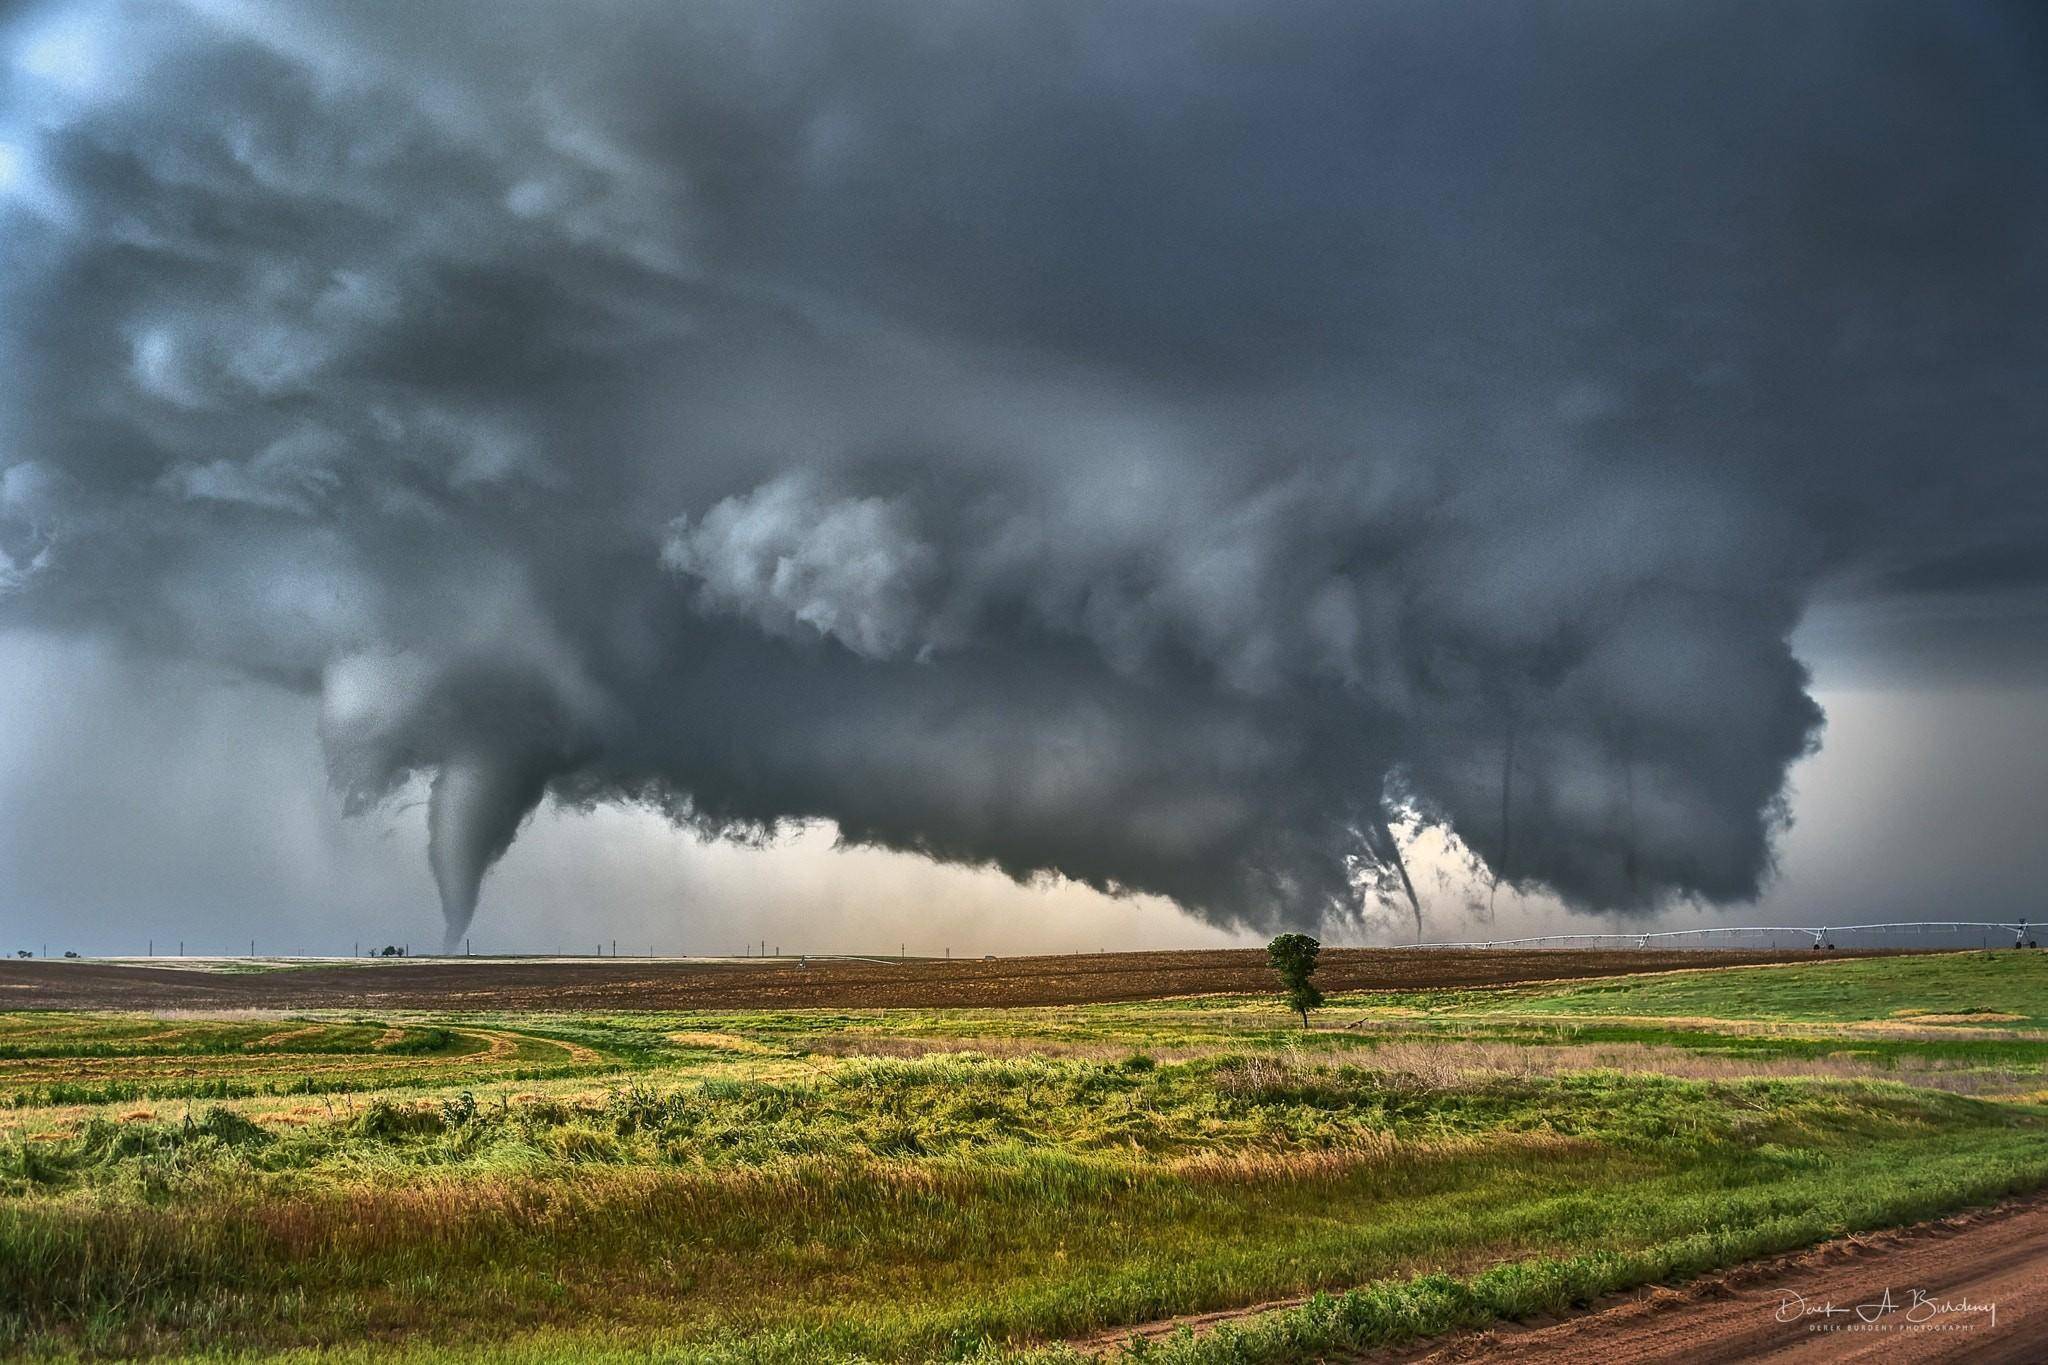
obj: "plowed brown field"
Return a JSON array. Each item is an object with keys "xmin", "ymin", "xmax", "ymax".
[{"xmin": 0, "ymin": 946, "xmax": 1915, "ymax": 1011}]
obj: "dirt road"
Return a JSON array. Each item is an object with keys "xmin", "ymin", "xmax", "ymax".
[
  {"xmin": 1377, "ymin": 1194, "xmax": 2048, "ymax": 1364},
  {"xmin": 0, "ymin": 947, "xmax": 1904, "ymax": 1012}
]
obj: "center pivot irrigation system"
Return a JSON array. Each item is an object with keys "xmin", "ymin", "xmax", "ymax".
[{"xmin": 1398, "ymin": 920, "xmax": 2040, "ymax": 951}]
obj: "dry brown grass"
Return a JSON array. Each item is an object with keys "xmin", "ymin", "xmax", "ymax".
[
  {"xmin": 253, "ymin": 1024, "xmax": 328, "ymax": 1047},
  {"xmin": 801, "ymin": 1030, "xmax": 2032, "ymax": 1096},
  {"xmin": 1160, "ymin": 1130, "xmax": 1592, "ymax": 1183},
  {"xmin": 1207, "ymin": 1037, "xmax": 2029, "ymax": 1096},
  {"xmin": 1344, "ymin": 1012, "xmax": 2047, "ymax": 1043},
  {"xmin": 1354, "ymin": 1039, "xmax": 2031, "ymax": 1094},
  {"xmin": 804, "ymin": 1034, "xmax": 1213, "ymax": 1063},
  {"xmin": 667, "ymin": 1031, "xmax": 784, "ymax": 1055}
]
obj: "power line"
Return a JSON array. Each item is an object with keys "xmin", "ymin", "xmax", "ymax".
[{"xmin": 1392, "ymin": 920, "xmax": 2037, "ymax": 950}]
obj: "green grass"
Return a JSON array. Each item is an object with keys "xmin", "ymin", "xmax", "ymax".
[
  {"xmin": 1439, "ymin": 949, "xmax": 2048, "ymax": 1026},
  {"xmin": 1, "ymin": 951, "xmax": 2045, "ymax": 1361}
]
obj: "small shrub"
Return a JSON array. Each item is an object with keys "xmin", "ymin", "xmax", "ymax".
[
  {"xmin": 191, "ymin": 1106, "xmax": 272, "ymax": 1149},
  {"xmin": 519, "ymin": 1099, "xmax": 573, "ymax": 1128},
  {"xmin": 550, "ymin": 1124, "xmax": 622, "ymax": 1163},
  {"xmin": 353, "ymin": 1101, "xmax": 444, "ymax": 1141},
  {"xmin": 605, "ymin": 1082, "xmax": 689, "ymax": 1133}
]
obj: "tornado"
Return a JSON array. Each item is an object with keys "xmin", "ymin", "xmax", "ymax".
[
  {"xmin": 1366, "ymin": 814, "xmax": 1426, "ymax": 942},
  {"xmin": 426, "ymin": 751, "xmax": 559, "ymax": 953}
]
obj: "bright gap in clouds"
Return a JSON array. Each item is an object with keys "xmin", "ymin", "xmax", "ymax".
[
  {"xmin": 2, "ymin": 625, "xmax": 2043, "ymax": 958},
  {"xmin": 16, "ymin": 16, "xmax": 98, "ymax": 90}
]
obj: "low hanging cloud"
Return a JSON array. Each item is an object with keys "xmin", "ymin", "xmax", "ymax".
[
  {"xmin": 664, "ymin": 476, "xmax": 942, "ymax": 662},
  {"xmin": 1, "ymin": 0, "xmax": 2043, "ymax": 947}
]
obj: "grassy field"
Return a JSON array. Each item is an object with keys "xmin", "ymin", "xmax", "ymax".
[{"xmin": 2, "ymin": 951, "xmax": 2045, "ymax": 1361}]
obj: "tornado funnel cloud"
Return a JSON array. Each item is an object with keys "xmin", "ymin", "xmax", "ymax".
[
  {"xmin": 427, "ymin": 753, "xmax": 554, "ymax": 952},
  {"xmin": 1372, "ymin": 816, "xmax": 1426, "ymax": 942}
]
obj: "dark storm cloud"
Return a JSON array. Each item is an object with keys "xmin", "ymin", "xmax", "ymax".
[{"xmin": 2, "ymin": 0, "xmax": 2043, "ymax": 944}]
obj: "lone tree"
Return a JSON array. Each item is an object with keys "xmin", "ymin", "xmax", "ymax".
[{"xmin": 1267, "ymin": 932, "xmax": 1324, "ymax": 1028}]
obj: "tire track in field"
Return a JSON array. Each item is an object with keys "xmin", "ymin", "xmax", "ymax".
[
  {"xmin": 0, "ymin": 1023, "xmax": 605, "ymax": 1095},
  {"xmin": 1068, "ymin": 1193, "xmax": 2048, "ymax": 1364},
  {"xmin": 1370, "ymin": 1192, "xmax": 2048, "ymax": 1363}
]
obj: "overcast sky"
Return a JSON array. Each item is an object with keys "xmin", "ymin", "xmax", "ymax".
[{"xmin": 2, "ymin": 1, "xmax": 2044, "ymax": 955}]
